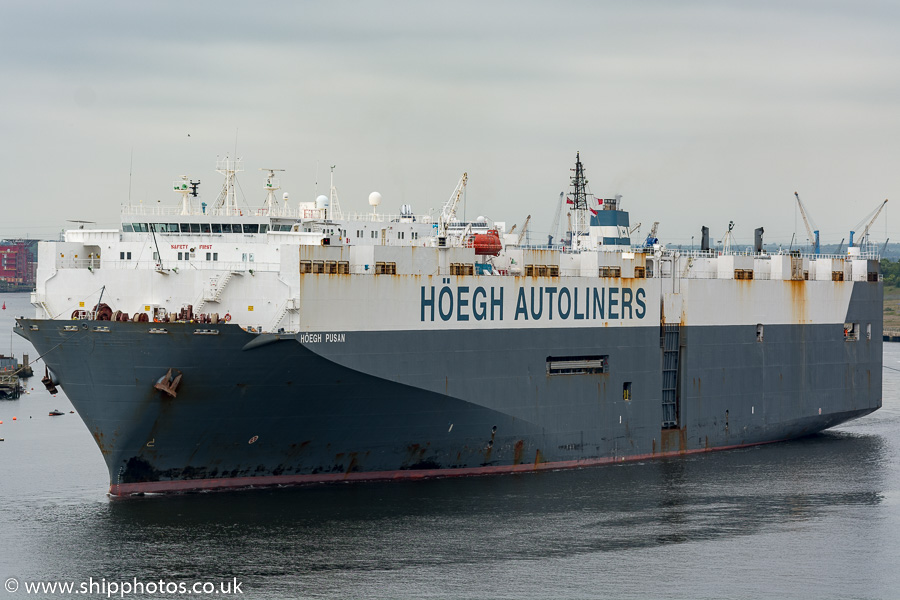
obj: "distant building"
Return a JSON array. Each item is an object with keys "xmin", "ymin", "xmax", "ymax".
[{"xmin": 0, "ymin": 242, "xmax": 28, "ymax": 285}]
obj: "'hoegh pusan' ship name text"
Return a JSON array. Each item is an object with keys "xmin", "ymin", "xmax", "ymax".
[{"xmin": 420, "ymin": 286, "xmax": 647, "ymax": 322}]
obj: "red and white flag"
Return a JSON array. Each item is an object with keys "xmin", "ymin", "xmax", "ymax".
[{"xmin": 566, "ymin": 197, "xmax": 574, "ymax": 205}]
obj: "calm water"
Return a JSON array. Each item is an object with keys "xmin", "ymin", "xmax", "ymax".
[{"xmin": 2, "ymin": 290, "xmax": 899, "ymax": 599}]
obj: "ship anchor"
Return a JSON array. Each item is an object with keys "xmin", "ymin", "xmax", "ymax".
[{"xmin": 153, "ymin": 368, "xmax": 182, "ymax": 398}]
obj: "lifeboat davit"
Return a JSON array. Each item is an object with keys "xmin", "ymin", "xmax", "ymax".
[{"xmin": 470, "ymin": 229, "xmax": 502, "ymax": 256}]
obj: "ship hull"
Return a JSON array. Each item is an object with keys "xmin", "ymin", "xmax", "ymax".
[{"xmin": 16, "ymin": 280, "xmax": 881, "ymax": 496}]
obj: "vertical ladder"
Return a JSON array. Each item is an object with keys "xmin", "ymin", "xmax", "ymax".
[{"xmin": 661, "ymin": 324, "xmax": 680, "ymax": 428}]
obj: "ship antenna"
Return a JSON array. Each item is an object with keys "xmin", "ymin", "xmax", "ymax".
[{"xmin": 128, "ymin": 147, "xmax": 134, "ymax": 205}]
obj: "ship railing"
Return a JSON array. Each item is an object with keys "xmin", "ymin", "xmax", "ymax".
[
  {"xmin": 663, "ymin": 249, "xmax": 879, "ymax": 261},
  {"xmin": 60, "ymin": 258, "xmax": 280, "ymax": 273},
  {"xmin": 344, "ymin": 211, "xmax": 436, "ymax": 224},
  {"xmin": 120, "ymin": 203, "xmax": 439, "ymax": 224},
  {"xmin": 120, "ymin": 204, "xmax": 278, "ymax": 218}
]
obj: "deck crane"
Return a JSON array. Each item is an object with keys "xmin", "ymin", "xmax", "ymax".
[
  {"xmin": 438, "ymin": 173, "xmax": 467, "ymax": 241},
  {"xmin": 517, "ymin": 215, "xmax": 532, "ymax": 246},
  {"xmin": 793, "ymin": 192, "xmax": 820, "ymax": 255},
  {"xmin": 850, "ymin": 199, "xmax": 888, "ymax": 248},
  {"xmin": 548, "ymin": 192, "xmax": 564, "ymax": 246}
]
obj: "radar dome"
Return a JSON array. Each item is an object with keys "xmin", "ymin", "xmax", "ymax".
[
  {"xmin": 476, "ymin": 215, "xmax": 486, "ymax": 223},
  {"xmin": 368, "ymin": 191, "xmax": 382, "ymax": 207},
  {"xmin": 282, "ymin": 192, "xmax": 290, "ymax": 201},
  {"xmin": 316, "ymin": 194, "xmax": 329, "ymax": 209}
]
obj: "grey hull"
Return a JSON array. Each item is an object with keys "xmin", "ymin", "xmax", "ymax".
[{"xmin": 15, "ymin": 281, "xmax": 882, "ymax": 495}]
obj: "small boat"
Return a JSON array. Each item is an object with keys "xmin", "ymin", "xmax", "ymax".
[{"xmin": 48, "ymin": 410, "xmax": 64, "ymax": 416}]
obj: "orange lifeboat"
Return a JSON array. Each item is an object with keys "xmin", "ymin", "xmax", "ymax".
[{"xmin": 471, "ymin": 229, "xmax": 502, "ymax": 256}]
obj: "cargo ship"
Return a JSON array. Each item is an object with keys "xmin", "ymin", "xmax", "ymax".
[{"xmin": 15, "ymin": 155, "xmax": 883, "ymax": 496}]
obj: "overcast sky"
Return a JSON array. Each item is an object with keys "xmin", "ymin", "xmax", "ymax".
[{"xmin": 2, "ymin": 0, "xmax": 899, "ymax": 249}]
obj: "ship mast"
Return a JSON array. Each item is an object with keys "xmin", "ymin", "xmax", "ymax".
[
  {"xmin": 260, "ymin": 168, "xmax": 284, "ymax": 215},
  {"xmin": 569, "ymin": 152, "xmax": 591, "ymax": 249},
  {"xmin": 215, "ymin": 156, "xmax": 243, "ymax": 215},
  {"xmin": 328, "ymin": 165, "xmax": 344, "ymax": 220},
  {"xmin": 174, "ymin": 175, "xmax": 191, "ymax": 215}
]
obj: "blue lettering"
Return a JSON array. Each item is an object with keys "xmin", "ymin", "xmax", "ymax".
[
  {"xmin": 421, "ymin": 286, "xmax": 435, "ymax": 322},
  {"xmin": 609, "ymin": 287, "xmax": 619, "ymax": 319},
  {"xmin": 546, "ymin": 287, "xmax": 557, "ymax": 320},
  {"xmin": 515, "ymin": 288, "xmax": 528, "ymax": 320},
  {"xmin": 457, "ymin": 286, "xmax": 470, "ymax": 321},
  {"xmin": 473, "ymin": 287, "xmax": 487, "ymax": 321},
  {"xmin": 530, "ymin": 287, "xmax": 543, "ymax": 320},
  {"xmin": 439, "ymin": 286, "xmax": 454, "ymax": 321},
  {"xmin": 635, "ymin": 288, "xmax": 646, "ymax": 319},
  {"xmin": 490, "ymin": 287, "xmax": 503, "ymax": 320},
  {"xmin": 573, "ymin": 288, "xmax": 585, "ymax": 320},
  {"xmin": 621, "ymin": 287, "xmax": 633, "ymax": 319},
  {"xmin": 558, "ymin": 287, "xmax": 571, "ymax": 319},
  {"xmin": 593, "ymin": 287, "xmax": 604, "ymax": 319}
]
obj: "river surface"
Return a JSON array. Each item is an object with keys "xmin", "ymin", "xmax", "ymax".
[{"xmin": 1, "ymin": 290, "xmax": 899, "ymax": 599}]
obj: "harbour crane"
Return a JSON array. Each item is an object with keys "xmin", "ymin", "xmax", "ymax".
[
  {"xmin": 438, "ymin": 173, "xmax": 468, "ymax": 239},
  {"xmin": 548, "ymin": 192, "xmax": 564, "ymax": 246},
  {"xmin": 794, "ymin": 192, "xmax": 820, "ymax": 255},
  {"xmin": 850, "ymin": 199, "xmax": 888, "ymax": 248},
  {"xmin": 517, "ymin": 215, "xmax": 532, "ymax": 247},
  {"xmin": 644, "ymin": 221, "xmax": 659, "ymax": 247}
]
